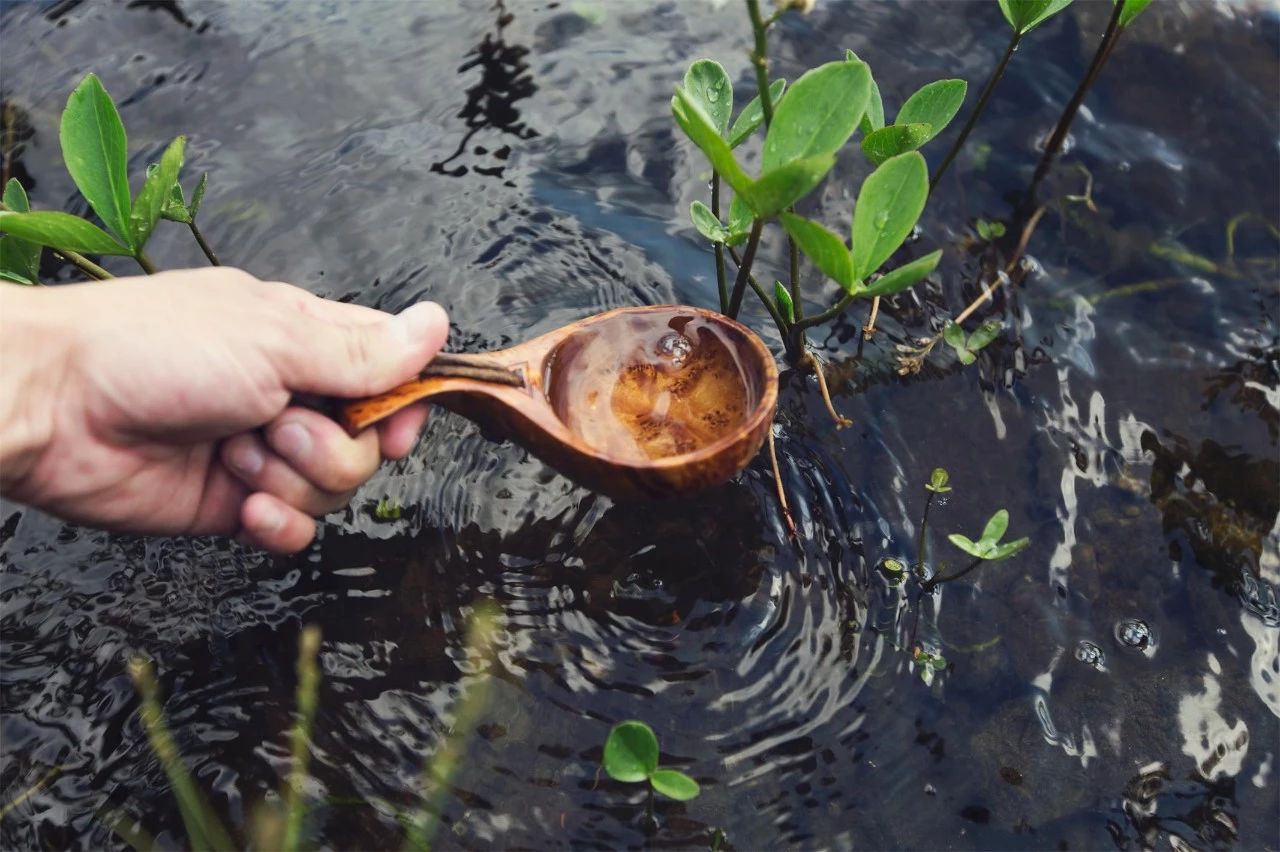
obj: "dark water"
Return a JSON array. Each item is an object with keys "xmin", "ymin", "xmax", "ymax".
[{"xmin": 2, "ymin": 1, "xmax": 1278, "ymax": 849}]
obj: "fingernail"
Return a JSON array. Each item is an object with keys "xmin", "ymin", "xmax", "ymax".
[
  {"xmin": 274, "ymin": 422, "xmax": 313, "ymax": 461},
  {"xmin": 254, "ymin": 501, "xmax": 285, "ymax": 534},
  {"xmin": 391, "ymin": 301, "xmax": 448, "ymax": 346},
  {"xmin": 228, "ymin": 441, "xmax": 265, "ymax": 476}
]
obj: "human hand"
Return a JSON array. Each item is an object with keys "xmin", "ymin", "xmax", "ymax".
[{"xmin": 0, "ymin": 268, "xmax": 449, "ymax": 552}]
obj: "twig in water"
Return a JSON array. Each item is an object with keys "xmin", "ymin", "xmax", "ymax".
[
  {"xmin": 802, "ymin": 351, "xmax": 852, "ymax": 428},
  {"xmin": 862, "ymin": 295, "xmax": 881, "ymax": 340},
  {"xmin": 767, "ymin": 427, "xmax": 797, "ymax": 539}
]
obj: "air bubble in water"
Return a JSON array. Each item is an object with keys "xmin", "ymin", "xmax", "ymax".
[
  {"xmin": 1074, "ymin": 640, "xmax": 1105, "ymax": 669},
  {"xmin": 1115, "ymin": 618, "xmax": 1153, "ymax": 651},
  {"xmin": 654, "ymin": 331, "xmax": 693, "ymax": 368}
]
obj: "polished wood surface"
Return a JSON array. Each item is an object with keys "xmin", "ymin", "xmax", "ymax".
[{"xmin": 340, "ymin": 306, "xmax": 778, "ymax": 500}]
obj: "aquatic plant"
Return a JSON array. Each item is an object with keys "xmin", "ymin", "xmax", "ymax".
[
  {"xmin": 602, "ymin": 720, "xmax": 700, "ymax": 827},
  {"xmin": 674, "ymin": 7, "xmax": 965, "ymax": 366},
  {"xmin": 0, "ymin": 73, "xmax": 219, "ymax": 283}
]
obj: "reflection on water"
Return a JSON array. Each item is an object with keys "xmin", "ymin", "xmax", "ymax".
[{"xmin": 0, "ymin": 1, "xmax": 1277, "ymax": 850}]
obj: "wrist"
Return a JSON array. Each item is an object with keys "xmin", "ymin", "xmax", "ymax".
[{"xmin": 0, "ymin": 286, "xmax": 73, "ymax": 495}]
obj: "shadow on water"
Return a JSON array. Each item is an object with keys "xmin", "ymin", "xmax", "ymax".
[{"xmin": 0, "ymin": 1, "xmax": 1278, "ymax": 850}]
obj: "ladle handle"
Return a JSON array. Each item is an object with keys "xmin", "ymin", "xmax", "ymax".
[{"xmin": 338, "ymin": 352, "xmax": 523, "ymax": 435}]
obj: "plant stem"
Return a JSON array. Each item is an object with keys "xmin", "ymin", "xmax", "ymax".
[
  {"xmin": 135, "ymin": 252, "xmax": 158, "ymax": 275},
  {"xmin": 726, "ymin": 219, "xmax": 763, "ymax": 318},
  {"xmin": 801, "ymin": 351, "xmax": 851, "ymax": 428},
  {"xmin": 767, "ymin": 428, "xmax": 797, "ymax": 538},
  {"xmin": 791, "ymin": 291, "xmax": 856, "ymax": 337},
  {"xmin": 282, "ymin": 626, "xmax": 322, "ymax": 852},
  {"xmin": 188, "ymin": 220, "xmax": 222, "ymax": 266},
  {"xmin": 788, "ymin": 239, "xmax": 802, "ymax": 322},
  {"xmin": 745, "ymin": 0, "xmax": 776, "ymax": 128},
  {"xmin": 923, "ymin": 556, "xmax": 985, "ymax": 592},
  {"xmin": 1030, "ymin": 0, "xmax": 1126, "ymax": 191},
  {"xmin": 728, "ymin": 244, "xmax": 792, "ymax": 343},
  {"xmin": 862, "ymin": 295, "xmax": 881, "ymax": 340},
  {"xmin": 915, "ymin": 491, "xmax": 935, "ymax": 579},
  {"xmin": 711, "ymin": 176, "xmax": 729, "ymax": 312},
  {"xmin": 930, "ymin": 31, "xmax": 1021, "ymax": 192},
  {"xmin": 51, "ymin": 249, "xmax": 112, "ymax": 280}
]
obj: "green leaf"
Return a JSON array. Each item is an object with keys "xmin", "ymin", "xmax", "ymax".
[
  {"xmin": 1117, "ymin": 0, "xmax": 1152, "ymax": 27},
  {"xmin": 156, "ymin": 165, "xmax": 191, "ymax": 224},
  {"xmin": 189, "ymin": 174, "xmax": 208, "ymax": 218},
  {"xmin": 942, "ymin": 321, "xmax": 967, "ymax": 352},
  {"xmin": 861, "ymin": 249, "xmax": 941, "ymax": 298},
  {"xmin": 947, "ymin": 533, "xmax": 984, "ymax": 558},
  {"xmin": 650, "ymin": 769, "xmax": 700, "ymax": 802},
  {"xmin": 931, "ymin": 657, "xmax": 949, "ymax": 671},
  {"xmin": 926, "ymin": 467, "xmax": 951, "ymax": 493},
  {"xmin": 683, "ymin": 60, "xmax": 734, "ymax": 138},
  {"xmin": 861, "ymin": 124, "xmax": 933, "ymax": 167},
  {"xmin": 979, "ymin": 510, "xmax": 1010, "ymax": 547},
  {"xmin": 998, "ymin": 0, "xmax": 1073, "ymax": 35},
  {"xmin": 728, "ymin": 79, "xmax": 786, "ymax": 149},
  {"xmin": 727, "ymin": 196, "xmax": 752, "ymax": 245},
  {"xmin": 957, "ymin": 348, "xmax": 977, "ymax": 365},
  {"xmin": 774, "ymin": 281, "xmax": 795, "ymax": 323},
  {"xmin": 895, "ymin": 79, "xmax": 967, "ymax": 145},
  {"xmin": 130, "ymin": 136, "xmax": 185, "ymax": 250},
  {"xmin": 850, "ymin": 151, "xmax": 928, "ymax": 280},
  {"xmin": 846, "ymin": 50, "xmax": 884, "ymax": 135},
  {"xmin": 0, "ymin": 179, "xmax": 41, "ymax": 283},
  {"xmin": 690, "ymin": 200, "xmax": 729, "ymax": 243},
  {"xmin": 0, "ymin": 268, "xmax": 36, "ymax": 285},
  {"xmin": 603, "ymin": 721, "xmax": 658, "ymax": 783},
  {"xmin": 975, "ymin": 218, "xmax": 1006, "ymax": 240},
  {"xmin": 989, "ymin": 537, "xmax": 1031, "ymax": 560},
  {"xmin": 0, "ymin": 210, "xmax": 131, "ymax": 255},
  {"xmin": 672, "ymin": 88, "xmax": 754, "ymax": 198},
  {"xmin": 60, "ymin": 73, "xmax": 132, "ymax": 245},
  {"xmin": 744, "ymin": 153, "xmax": 835, "ymax": 218},
  {"xmin": 761, "ymin": 59, "xmax": 870, "ymax": 173},
  {"xmin": 966, "ymin": 319, "xmax": 1002, "ymax": 352},
  {"xmin": 779, "ymin": 212, "xmax": 854, "ymax": 288}
]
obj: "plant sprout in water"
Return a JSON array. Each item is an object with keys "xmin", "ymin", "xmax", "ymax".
[{"xmin": 602, "ymin": 721, "xmax": 700, "ymax": 830}]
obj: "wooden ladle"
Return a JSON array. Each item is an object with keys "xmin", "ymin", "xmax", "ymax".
[{"xmin": 340, "ymin": 305, "xmax": 778, "ymax": 500}]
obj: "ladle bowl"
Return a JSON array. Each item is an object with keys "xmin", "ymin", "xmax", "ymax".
[{"xmin": 341, "ymin": 305, "xmax": 778, "ymax": 500}]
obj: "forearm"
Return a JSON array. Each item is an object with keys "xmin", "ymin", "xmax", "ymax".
[{"xmin": 0, "ymin": 286, "xmax": 69, "ymax": 494}]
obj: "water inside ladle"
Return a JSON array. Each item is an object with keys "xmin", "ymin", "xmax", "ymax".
[
  {"xmin": 546, "ymin": 313, "xmax": 753, "ymax": 463},
  {"xmin": 338, "ymin": 305, "xmax": 777, "ymax": 499}
]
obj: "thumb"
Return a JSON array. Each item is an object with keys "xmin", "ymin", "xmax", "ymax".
[{"xmin": 277, "ymin": 301, "xmax": 450, "ymax": 397}]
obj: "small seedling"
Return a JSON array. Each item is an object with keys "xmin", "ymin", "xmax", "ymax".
[
  {"xmin": 942, "ymin": 319, "xmax": 1001, "ymax": 365},
  {"xmin": 603, "ymin": 720, "xmax": 700, "ymax": 807},
  {"xmin": 925, "ymin": 467, "xmax": 952, "ymax": 494},
  {"xmin": 912, "ymin": 646, "xmax": 949, "ymax": 684},
  {"xmin": 947, "ymin": 509, "xmax": 1030, "ymax": 562},
  {"xmin": 975, "ymin": 219, "xmax": 1006, "ymax": 240}
]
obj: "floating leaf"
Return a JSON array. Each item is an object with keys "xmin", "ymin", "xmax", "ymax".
[
  {"xmin": 761, "ymin": 59, "xmax": 870, "ymax": 173},
  {"xmin": 850, "ymin": 151, "xmax": 928, "ymax": 280},
  {"xmin": 931, "ymin": 657, "xmax": 949, "ymax": 671},
  {"xmin": 942, "ymin": 321, "xmax": 968, "ymax": 352},
  {"xmin": 683, "ymin": 60, "xmax": 734, "ymax": 137},
  {"xmin": 774, "ymin": 281, "xmax": 795, "ymax": 323},
  {"xmin": 966, "ymin": 319, "xmax": 1002, "ymax": 352},
  {"xmin": 130, "ymin": 136, "xmax": 185, "ymax": 251},
  {"xmin": 895, "ymin": 79, "xmax": 967, "ymax": 145},
  {"xmin": 861, "ymin": 124, "xmax": 933, "ymax": 167},
  {"xmin": 979, "ymin": 510, "xmax": 1010, "ymax": 548},
  {"xmin": 744, "ymin": 153, "xmax": 835, "ymax": 218},
  {"xmin": 779, "ymin": 212, "xmax": 854, "ymax": 288},
  {"xmin": 998, "ymin": 0, "xmax": 1073, "ymax": 35},
  {"xmin": 650, "ymin": 769, "xmax": 701, "ymax": 802},
  {"xmin": 975, "ymin": 219, "xmax": 1006, "ymax": 240},
  {"xmin": 926, "ymin": 467, "xmax": 951, "ymax": 494},
  {"xmin": 0, "ymin": 179, "xmax": 41, "ymax": 284},
  {"xmin": 846, "ymin": 50, "xmax": 884, "ymax": 135},
  {"xmin": 861, "ymin": 249, "xmax": 941, "ymax": 299},
  {"xmin": 0, "ymin": 210, "xmax": 131, "ymax": 255},
  {"xmin": 728, "ymin": 79, "xmax": 785, "ymax": 148},
  {"xmin": 60, "ymin": 74, "xmax": 132, "ymax": 246},
  {"xmin": 603, "ymin": 721, "xmax": 658, "ymax": 783},
  {"xmin": 1117, "ymin": 0, "xmax": 1152, "ymax": 27},
  {"xmin": 672, "ymin": 88, "xmax": 754, "ymax": 198},
  {"xmin": 690, "ymin": 200, "xmax": 730, "ymax": 243}
]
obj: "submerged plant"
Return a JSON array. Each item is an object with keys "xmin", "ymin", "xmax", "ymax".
[
  {"xmin": 602, "ymin": 720, "xmax": 700, "ymax": 827},
  {"xmin": 0, "ymin": 73, "xmax": 219, "ymax": 283}
]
